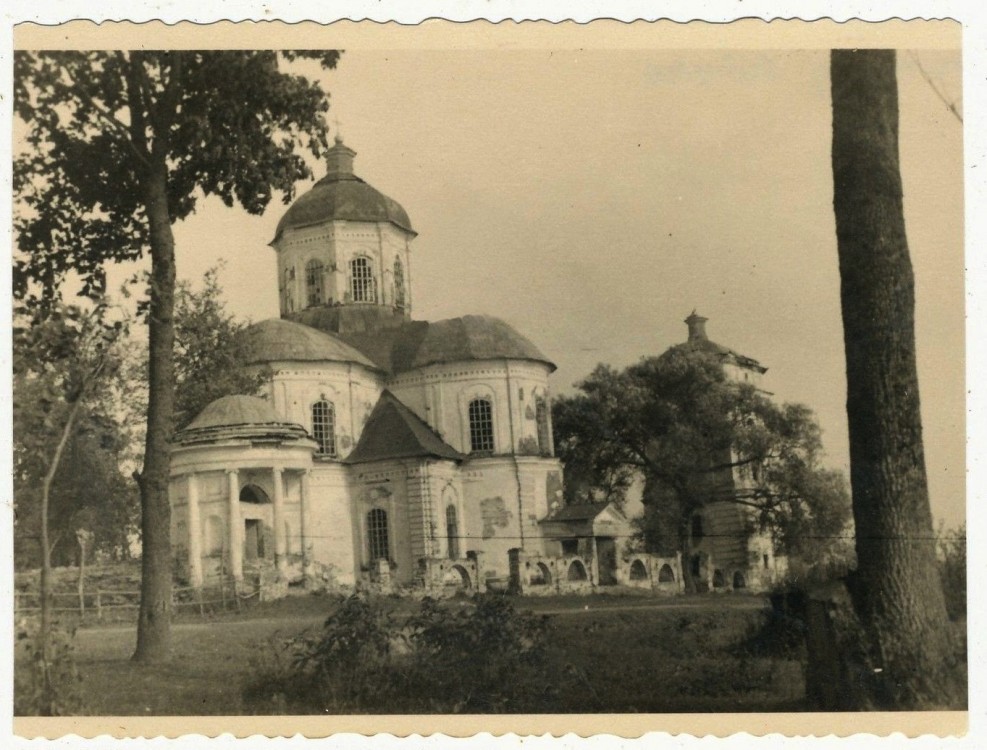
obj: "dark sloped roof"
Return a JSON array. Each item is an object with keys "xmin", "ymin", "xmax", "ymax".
[
  {"xmin": 666, "ymin": 338, "xmax": 767, "ymax": 374},
  {"xmin": 346, "ymin": 391, "xmax": 464, "ymax": 464},
  {"xmin": 176, "ymin": 395, "xmax": 311, "ymax": 446},
  {"xmin": 273, "ymin": 174, "xmax": 413, "ymax": 242},
  {"xmin": 242, "ymin": 318, "xmax": 380, "ymax": 370},
  {"xmin": 542, "ymin": 502, "xmax": 622, "ymax": 523},
  {"xmin": 334, "ymin": 315, "xmax": 554, "ymax": 374}
]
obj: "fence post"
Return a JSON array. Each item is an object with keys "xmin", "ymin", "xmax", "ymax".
[
  {"xmin": 220, "ymin": 576, "xmax": 227, "ymax": 611},
  {"xmin": 95, "ymin": 590, "xmax": 102, "ymax": 621},
  {"xmin": 197, "ymin": 586, "xmax": 205, "ymax": 618}
]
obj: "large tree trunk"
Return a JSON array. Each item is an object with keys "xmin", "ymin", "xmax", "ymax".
[
  {"xmin": 830, "ymin": 49, "xmax": 961, "ymax": 708},
  {"xmin": 133, "ymin": 166, "xmax": 176, "ymax": 663}
]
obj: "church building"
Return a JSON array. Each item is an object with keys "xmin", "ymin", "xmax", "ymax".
[{"xmin": 167, "ymin": 137, "xmax": 607, "ymax": 593}]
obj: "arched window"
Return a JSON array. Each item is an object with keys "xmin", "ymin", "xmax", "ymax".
[
  {"xmin": 393, "ymin": 256, "xmax": 406, "ymax": 309},
  {"xmin": 350, "ymin": 256, "xmax": 376, "ymax": 303},
  {"xmin": 305, "ymin": 259, "xmax": 324, "ymax": 308},
  {"xmin": 446, "ymin": 505, "xmax": 459, "ymax": 560},
  {"xmin": 468, "ymin": 398, "xmax": 495, "ymax": 453},
  {"xmin": 691, "ymin": 514, "xmax": 704, "ymax": 541},
  {"xmin": 367, "ymin": 509, "xmax": 389, "ymax": 562},
  {"xmin": 312, "ymin": 400, "xmax": 336, "ymax": 456},
  {"xmin": 535, "ymin": 396, "xmax": 550, "ymax": 455},
  {"xmin": 283, "ymin": 266, "xmax": 295, "ymax": 312}
]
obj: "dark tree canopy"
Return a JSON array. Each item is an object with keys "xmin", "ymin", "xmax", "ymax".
[
  {"xmin": 553, "ymin": 347, "xmax": 851, "ymax": 576},
  {"xmin": 14, "ymin": 50, "xmax": 340, "ymax": 305},
  {"xmin": 14, "ymin": 50, "xmax": 340, "ymax": 661}
]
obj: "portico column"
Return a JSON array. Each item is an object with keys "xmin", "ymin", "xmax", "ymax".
[
  {"xmin": 272, "ymin": 466, "xmax": 287, "ymax": 575},
  {"xmin": 186, "ymin": 473, "xmax": 203, "ymax": 588},
  {"xmin": 300, "ymin": 470, "xmax": 312, "ymax": 577},
  {"xmin": 227, "ymin": 469, "xmax": 243, "ymax": 581}
]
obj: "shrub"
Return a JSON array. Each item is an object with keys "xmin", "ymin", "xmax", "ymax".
[
  {"xmin": 14, "ymin": 617, "xmax": 86, "ymax": 716},
  {"xmin": 243, "ymin": 594, "xmax": 561, "ymax": 714},
  {"xmin": 406, "ymin": 594, "xmax": 559, "ymax": 712}
]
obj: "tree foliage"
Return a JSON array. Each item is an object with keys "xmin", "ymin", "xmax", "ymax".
[
  {"xmin": 14, "ymin": 50, "xmax": 340, "ymax": 661},
  {"xmin": 13, "ymin": 304, "xmax": 133, "ymax": 568},
  {"xmin": 121, "ymin": 266, "xmax": 272, "ymax": 434},
  {"xmin": 553, "ymin": 347, "xmax": 851, "ymax": 574}
]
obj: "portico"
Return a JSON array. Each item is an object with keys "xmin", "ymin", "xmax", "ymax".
[{"xmin": 169, "ymin": 395, "xmax": 317, "ymax": 588}]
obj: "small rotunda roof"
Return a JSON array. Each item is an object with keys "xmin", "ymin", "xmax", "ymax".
[
  {"xmin": 242, "ymin": 318, "xmax": 381, "ymax": 370},
  {"xmin": 176, "ymin": 395, "xmax": 312, "ymax": 446},
  {"xmin": 185, "ymin": 395, "xmax": 281, "ymax": 430}
]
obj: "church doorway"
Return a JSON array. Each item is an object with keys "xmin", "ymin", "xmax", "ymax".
[
  {"xmin": 240, "ymin": 484, "xmax": 272, "ymax": 562},
  {"xmin": 244, "ymin": 519, "xmax": 266, "ymax": 561},
  {"xmin": 596, "ymin": 537, "xmax": 618, "ymax": 585}
]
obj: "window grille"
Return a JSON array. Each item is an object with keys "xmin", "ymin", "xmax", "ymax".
[
  {"xmin": 393, "ymin": 256, "xmax": 406, "ymax": 308},
  {"xmin": 367, "ymin": 508, "xmax": 389, "ymax": 562},
  {"xmin": 312, "ymin": 400, "xmax": 337, "ymax": 456},
  {"xmin": 350, "ymin": 256, "xmax": 376, "ymax": 303},
  {"xmin": 305, "ymin": 259, "xmax": 324, "ymax": 307},
  {"xmin": 446, "ymin": 505, "xmax": 459, "ymax": 559},
  {"xmin": 468, "ymin": 398, "xmax": 495, "ymax": 453}
]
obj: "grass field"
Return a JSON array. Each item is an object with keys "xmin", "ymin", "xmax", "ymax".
[{"xmin": 19, "ymin": 591, "xmax": 807, "ymax": 715}]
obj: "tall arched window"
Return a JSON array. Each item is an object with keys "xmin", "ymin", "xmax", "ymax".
[
  {"xmin": 393, "ymin": 256, "xmax": 406, "ymax": 309},
  {"xmin": 691, "ymin": 514, "xmax": 705, "ymax": 541},
  {"xmin": 535, "ymin": 396, "xmax": 550, "ymax": 455},
  {"xmin": 446, "ymin": 505, "xmax": 459, "ymax": 559},
  {"xmin": 367, "ymin": 508, "xmax": 389, "ymax": 562},
  {"xmin": 350, "ymin": 256, "xmax": 376, "ymax": 303},
  {"xmin": 312, "ymin": 400, "xmax": 336, "ymax": 456},
  {"xmin": 305, "ymin": 259, "xmax": 324, "ymax": 308},
  {"xmin": 283, "ymin": 266, "xmax": 295, "ymax": 312},
  {"xmin": 468, "ymin": 398, "xmax": 495, "ymax": 453}
]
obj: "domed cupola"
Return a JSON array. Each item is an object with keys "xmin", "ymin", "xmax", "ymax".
[{"xmin": 272, "ymin": 136, "xmax": 416, "ymax": 330}]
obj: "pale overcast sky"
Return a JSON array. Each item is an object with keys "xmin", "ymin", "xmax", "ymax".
[{"xmin": 101, "ymin": 48, "xmax": 963, "ymax": 527}]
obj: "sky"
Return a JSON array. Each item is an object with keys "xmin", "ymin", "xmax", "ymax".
[{"xmin": 97, "ymin": 48, "xmax": 964, "ymax": 528}]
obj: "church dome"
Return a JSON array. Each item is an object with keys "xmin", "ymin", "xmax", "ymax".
[
  {"xmin": 399, "ymin": 315, "xmax": 555, "ymax": 372},
  {"xmin": 185, "ymin": 395, "xmax": 281, "ymax": 430},
  {"xmin": 176, "ymin": 395, "xmax": 313, "ymax": 446},
  {"xmin": 242, "ymin": 318, "xmax": 381, "ymax": 370},
  {"xmin": 271, "ymin": 138, "xmax": 413, "ymax": 242}
]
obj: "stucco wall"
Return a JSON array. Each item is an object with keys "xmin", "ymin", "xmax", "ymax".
[
  {"xmin": 388, "ymin": 360, "xmax": 554, "ymax": 457},
  {"xmin": 265, "ymin": 363, "xmax": 384, "ymax": 460},
  {"xmin": 275, "ymin": 221, "xmax": 413, "ymax": 315}
]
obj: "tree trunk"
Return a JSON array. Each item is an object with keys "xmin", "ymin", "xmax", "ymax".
[
  {"xmin": 830, "ymin": 49, "xmax": 961, "ymax": 708},
  {"xmin": 678, "ymin": 518, "xmax": 696, "ymax": 594},
  {"xmin": 133, "ymin": 166, "xmax": 176, "ymax": 663},
  {"xmin": 39, "ymin": 397, "xmax": 84, "ymax": 715}
]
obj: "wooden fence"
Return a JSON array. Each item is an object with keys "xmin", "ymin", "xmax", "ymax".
[{"xmin": 14, "ymin": 576, "xmax": 256, "ymax": 622}]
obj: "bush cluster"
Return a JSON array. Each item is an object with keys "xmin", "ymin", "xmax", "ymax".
[{"xmin": 243, "ymin": 593, "xmax": 559, "ymax": 714}]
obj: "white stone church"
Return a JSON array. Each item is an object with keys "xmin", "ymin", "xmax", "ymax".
[
  {"xmin": 167, "ymin": 137, "xmax": 782, "ymax": 595},
  {"xmin": 168, "ymin": 136, "xmax": 593, "ymax": 593}
]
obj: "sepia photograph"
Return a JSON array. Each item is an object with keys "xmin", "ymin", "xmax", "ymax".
[{"xmin": 9, "ymin": 17, "xmax": 967, "ymax": 738}]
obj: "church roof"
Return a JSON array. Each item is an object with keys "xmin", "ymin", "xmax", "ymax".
[
  {"xmin": 542, "ymin": 501, "xmax": 622, "ymax": 523},
  {"xmin": 271, "ymin": 139, "xmax": 413, "ymax": 242},
  {"xmin": 331, "ymin": 315, "xmax": 555, "ymax": 374},
  {"xmin": 242, "ymin": 318, "xmax": 381, "ymax": 371},
  {"xmin": 176, "ymin": 395, "xmax": 311, "ymax": 445},
  {"xmin": 345, "ymin": 391, "xmax": 464, "ymax": 464},
  {"xmin": 664, "ymin": 312, "xmax": 767, "ymax": 374}
]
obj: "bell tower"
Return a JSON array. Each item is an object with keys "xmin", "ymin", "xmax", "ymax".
[{"xmin": 270, "ymin": 136, "xmax": 417, "ymax": 334}]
